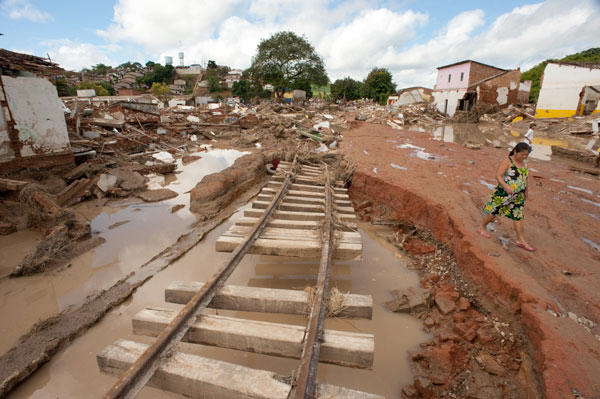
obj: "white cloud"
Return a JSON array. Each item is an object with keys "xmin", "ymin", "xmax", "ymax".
[
  {"xmin": 36, "ymin": 0, "xmax": 600, "ymax": 89},
  {"xmin": 1, "ymin": 0, "xmax": 52, "ymax": 22},
  {"xmin": 43, "ymin": 39, "xmax": 121, "ymax": 71}
]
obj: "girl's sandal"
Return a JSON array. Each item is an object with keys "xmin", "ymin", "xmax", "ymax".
[
  {"xmin": 477, "ymin": 228, "xmax": 491, "ymax": 238},
  {"xmin": 515, "ymin": 241, "xmax": 536, "ymax": 252}
]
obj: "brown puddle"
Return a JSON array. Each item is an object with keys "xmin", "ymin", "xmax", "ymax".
[
  {"xmin": 0, "ymin": 149, "xmax": 249, "ymax": 355},
  {"xmin": 7, "ymin": 207, "xmax": 429, "ymax": 398}
]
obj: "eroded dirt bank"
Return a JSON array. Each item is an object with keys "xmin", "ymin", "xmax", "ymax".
[{"xmin": 341, "ymin": 122, "xmax": 600, "ymax": 398}]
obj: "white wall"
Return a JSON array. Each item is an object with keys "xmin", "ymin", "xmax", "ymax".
[
  {"xmin": 397, "ymin": 89, "xmax": 426, "ymax": 106},
  {"xmin": 536, "ymin": 63, "xmax": 600, "ymax": 117},
  {"xmin": 1, "ymin": 76, "xmax": 70, "ymax": 158},
  {"xmin": 432, "ymin": 89, "xmax": 466, "ymax": 116}
]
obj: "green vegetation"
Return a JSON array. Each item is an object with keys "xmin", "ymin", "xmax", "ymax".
[
  {"xmin": 330, "ymin": 77, "xmax": 362, "ymax": 101},
  {"xmin": 232, "ymin": 80, "xmax": 252, "ymax": 102},
  {"xmin": 76, "ymin": 80, "xmax": 112, "ymax": 96},
  {"xmin": 361, "ymin": 68, "xmax": 396, "ymax": 105},
  {"xmin": 246, "ymin": 31, "xmax": 328, "ymax": 99},
  {"xmin": 91, "ymin": 63, "xmax": 111, "ymax": 75},
  {"xmin": 150, "ymin": 82, "xmax": 171, "ymax": 104},
  {"xmin": 311, "ymin": 84, "xmax": 331, "ymax": 99},
  {"xmin": 521, "ymin": 47, "xmax": 600, "ymax": 103},
  {"xmin": 138, "ymin": 63, "xmax": 175, "ymax": 87},
  {"xmin": 55, "ymin": 78, "xmax": 76, "ymax": 97}
]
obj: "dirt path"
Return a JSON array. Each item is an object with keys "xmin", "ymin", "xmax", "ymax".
[{"xmin": 340, "ymin": 122, "xmax": 600, "ymax": 399}]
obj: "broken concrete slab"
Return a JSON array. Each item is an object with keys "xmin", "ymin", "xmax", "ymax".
[
  {"xmin": 385, "ymin": 287, "xmax": 432, "ymax": 313},
  {"xmin": 108, "ymin": 168, "xmax": 146, "ymax": 191},
  {"xmin": 137, "ymin": 188, "xmax": 178, "ymax": 202},
  {"xmin": 97, "ymin": 174, "xmax": 118, "ymax": 193}
]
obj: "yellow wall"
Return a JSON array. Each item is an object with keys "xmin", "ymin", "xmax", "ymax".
[{"xmin": 535, "ymin": 109, "xmax": 577, "ymax": 118}]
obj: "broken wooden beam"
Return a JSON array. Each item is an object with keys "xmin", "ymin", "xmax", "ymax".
[
  {"xmin": 132, "ymin": 308, "xmax": 374, "ymax": 368},
  {"xmin": 165, "ymin": 281, "xmax": 373, "ymax": 319}
]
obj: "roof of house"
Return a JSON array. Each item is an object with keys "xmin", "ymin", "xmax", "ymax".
[
  {"xmin": 436, "ymin": 59, "xmax": 506, "ymax": 72},
  {"xmin": 0, "ymin": 48, "xmax": 63, "ymax": 74}
]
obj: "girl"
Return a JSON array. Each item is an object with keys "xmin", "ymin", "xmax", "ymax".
[{"xmin": 478, "ymin": 142, "xmax": 534, "ymax": 252}]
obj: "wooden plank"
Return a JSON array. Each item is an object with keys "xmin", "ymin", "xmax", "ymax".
[
  {"xmin": 260, "ymin": 188, "xmax": 350, "ymax": 201},
  {"xmin": 165, "ymin": 281, "xmax": 373, "ymax": 319},
  {"xmin": 257, "ymin": 194, "xmax": 352, "ymax": 208},
  {"xmin": 223, "ymin": 226, "xmax": 362, "ymax": 244},
  {"xmin": 132, "ymin": 308, "xmax": 374, "ymax": 368},
  {"xmin": 267, "ymin": 181, "xmax": 347, "ymax": 194},
  {"xmin": 244, "ymin": 208, "xmax": 357, "ymax": 223},
  {"xmin": 235, "ymin": 217, "xmax": 321, "ymax": 230},
  {"xmin": 97, "ymin": 340, "xmax": 383, "ymax": 399},
  {"xmin": 215, "ymin": 235, "xmax": 361, "ymax": 259},
  {"xmin": 252, "ymin": 200, "xmax": 324, "ymax": 213},
  {"xmin": 0, "ymin": 177, "xmax": 28, "ymax": 191}
]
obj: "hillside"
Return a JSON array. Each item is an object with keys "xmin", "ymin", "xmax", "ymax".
[{"xmin": 520, "ymin": 47, "xmax": 600, "ymax": 103}]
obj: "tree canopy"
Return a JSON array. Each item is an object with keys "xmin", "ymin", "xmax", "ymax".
[
  {"xmin": 138, "ymin": 64, "xmax": 175, "ymax": 87},
  {"xmin": 361, "ymin": 68, "xmax": 396, "ymax": 105},
  {"xmin": 247, "ymin": 31, "xmax": 328, "ymax": 99},
  {"xmin": 150, "ymin": 82, "xmax": 171, "ymax": 104},
  {"xmin": 330, "ymin": 77, "xmax": 362, "ymax": 101}
]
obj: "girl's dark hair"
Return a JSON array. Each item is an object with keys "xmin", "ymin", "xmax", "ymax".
[{"xmin": 510, "ymin": 142, "xmax": 530, "ymax": 156}]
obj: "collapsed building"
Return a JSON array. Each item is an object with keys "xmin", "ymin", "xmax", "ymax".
[
  {"xmin": 432, "ymin": 60, "xmax": 522, "ymax": 116},
  {"xmin": 535, "ymin": 62, "xmax": 600, "ymax": 118},
  {"xmin": 0, "ymin": 49, "xmax": 73, "ymax": 172},
  {"xmin": 387, "ymin": 86, "xmax": 432, "ymax": 107}
]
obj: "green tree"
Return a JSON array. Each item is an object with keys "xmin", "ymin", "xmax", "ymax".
[
  {"xmin": 92, "ymin": 63, "xmax": 111, "ymax": 75},
  {"xmin": 150, "ymin": 82, "xmax": 171, "ymax": 105},
  {"xmin": 207, "ymin": 60, "xmax": 217, "ymax": 69},
  {"xmin": 139, "ymin": 64, "xmax": 175, "ymax": 87},
  {"xmin": 76, "ymin": 81, "xmax": 109, "ymax": 96},
  {"xmin": 54, "ymin": 78, "xmax": 76, "ymax": 97},
  {"xmin": 362, "ymin": 68, "xmax": 396, "ymax": 105},
  {"xmin": 232, "ymin": 80, "xmax": 252, "ymax": 102},
  {"xmin": 330, "ymin": 77, "xmax": 362, "ymax": 101},
  {"xmin": 98, "ymin": 80, "xmax": 115, "ymax": 96},
  {"xmin": 247, "ymin": 31, "xmax": 328, "ymax": 99}
]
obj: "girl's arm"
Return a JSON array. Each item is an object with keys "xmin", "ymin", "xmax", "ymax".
[{"xmin": 495, "ymin": 158, "xmax": 513, "ymax": 194}]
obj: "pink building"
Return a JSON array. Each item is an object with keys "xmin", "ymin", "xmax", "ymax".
[{"xmin": 432, "ymin": 60, "xmax": 521, "ymax": 116}]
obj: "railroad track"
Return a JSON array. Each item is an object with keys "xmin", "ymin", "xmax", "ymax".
[{"xmin": 97, "ymin": 158, "xmax": 382, "ymax": 398}]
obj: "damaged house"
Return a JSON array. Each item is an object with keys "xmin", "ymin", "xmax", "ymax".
[
  {"xmin": 0, "ymin": 49, "xmax": 73, "ymax": 172},
  {"xmin": 535, "ymin": 62, "xmax": 600, "ymax": 118},
  {"xmin": 387, "ymin": 86, "xmax": 432, "ymax": 107},
  {"xmin": 432, "ymin": 60, "xmax": 521, "ymax": 116}
]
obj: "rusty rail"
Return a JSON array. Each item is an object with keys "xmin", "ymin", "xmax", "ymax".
[
  {"xmin": 291, "ymin": 165, "xmax": 333, "ymax": 399},
  {"xmin": 104, "ymin": 156, "xmax": 297, "ymax": 399}
]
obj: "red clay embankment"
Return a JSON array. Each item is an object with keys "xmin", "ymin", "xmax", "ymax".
[{"xmin": 341, "ymin": 123, "xmax": 600, "ymax": 398}]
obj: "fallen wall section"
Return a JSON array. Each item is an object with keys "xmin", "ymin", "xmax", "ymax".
[{"xmin": 0, "ymin": 75, "xmax": 73, "ymax": 171}]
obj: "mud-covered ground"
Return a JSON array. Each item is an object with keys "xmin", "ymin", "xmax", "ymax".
[{"xmin": 341, "ymin": 122, "xmax": 600, "ymax": 398}]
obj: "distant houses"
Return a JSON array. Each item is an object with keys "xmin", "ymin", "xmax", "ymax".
[
  {"xmin": 431, "ymin": 60, "xmax": 523, "ymax": 116},
  {"xmin": 535, "ymin": 62, "xmax": 600, "ymax": 118}
]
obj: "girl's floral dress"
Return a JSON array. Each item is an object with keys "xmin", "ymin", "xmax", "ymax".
[{"xmin": 482, "ymin": 157, "xmax": 528, "ymax": 221}]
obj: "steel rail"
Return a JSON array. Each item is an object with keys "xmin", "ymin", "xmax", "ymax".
[
  {"xmin": 291, "ymin": 165, "xmax": 333, "ymax": 399},
  {"xmin": 104, "ymin": 156, "xmax": 297, "ymax": 399}
]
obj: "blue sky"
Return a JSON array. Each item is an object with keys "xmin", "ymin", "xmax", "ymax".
[{"xmin": 1, "ymin": 0, "xmax": 599, "ymax": 87}]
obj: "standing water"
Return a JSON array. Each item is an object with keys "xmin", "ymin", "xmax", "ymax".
[
  {"xmin": 0, "ymin": 149, "xmax": 248, "ymax": 355},
  {"xmin": 8, "ymin": 205, "xmax": 429, "ymax": 398}
]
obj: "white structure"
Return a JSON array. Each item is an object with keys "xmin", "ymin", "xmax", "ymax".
[
  {"xmin": 225, "ymin": 70, "xmax": 243, "ymax": 88},
  {"xmin": 0, "ymin": 76, "xmax": 70, "ymax": 162},
  {"xmin": 178, "ymin": 52, "xmax": 184, "ymax": 67},
  {"xmin": 165, "ymin": 56, "xmax": 173, "ymax": 66},
  {"xmin": 176, "ymin": 65, "xmax": 203, "ymax": 76},
  {"xmin": 388, "ymin": 87, "xmax": 432, "ymax": 107},
  {"xmin": 536, "ymin": 62, "xmax": 600, "ymax": 118}
]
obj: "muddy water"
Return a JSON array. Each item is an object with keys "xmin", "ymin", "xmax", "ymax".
[
  {"xmin": 410, "ymin": 122, "xmax": 593, "ymax": 161},
  {"xmin": 9, "ymin": 208, "xmax": 428, "ymax": 398},
  {"xmin": 0, "ymin": 149, "xmax": 248, "ymax": 355}
]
